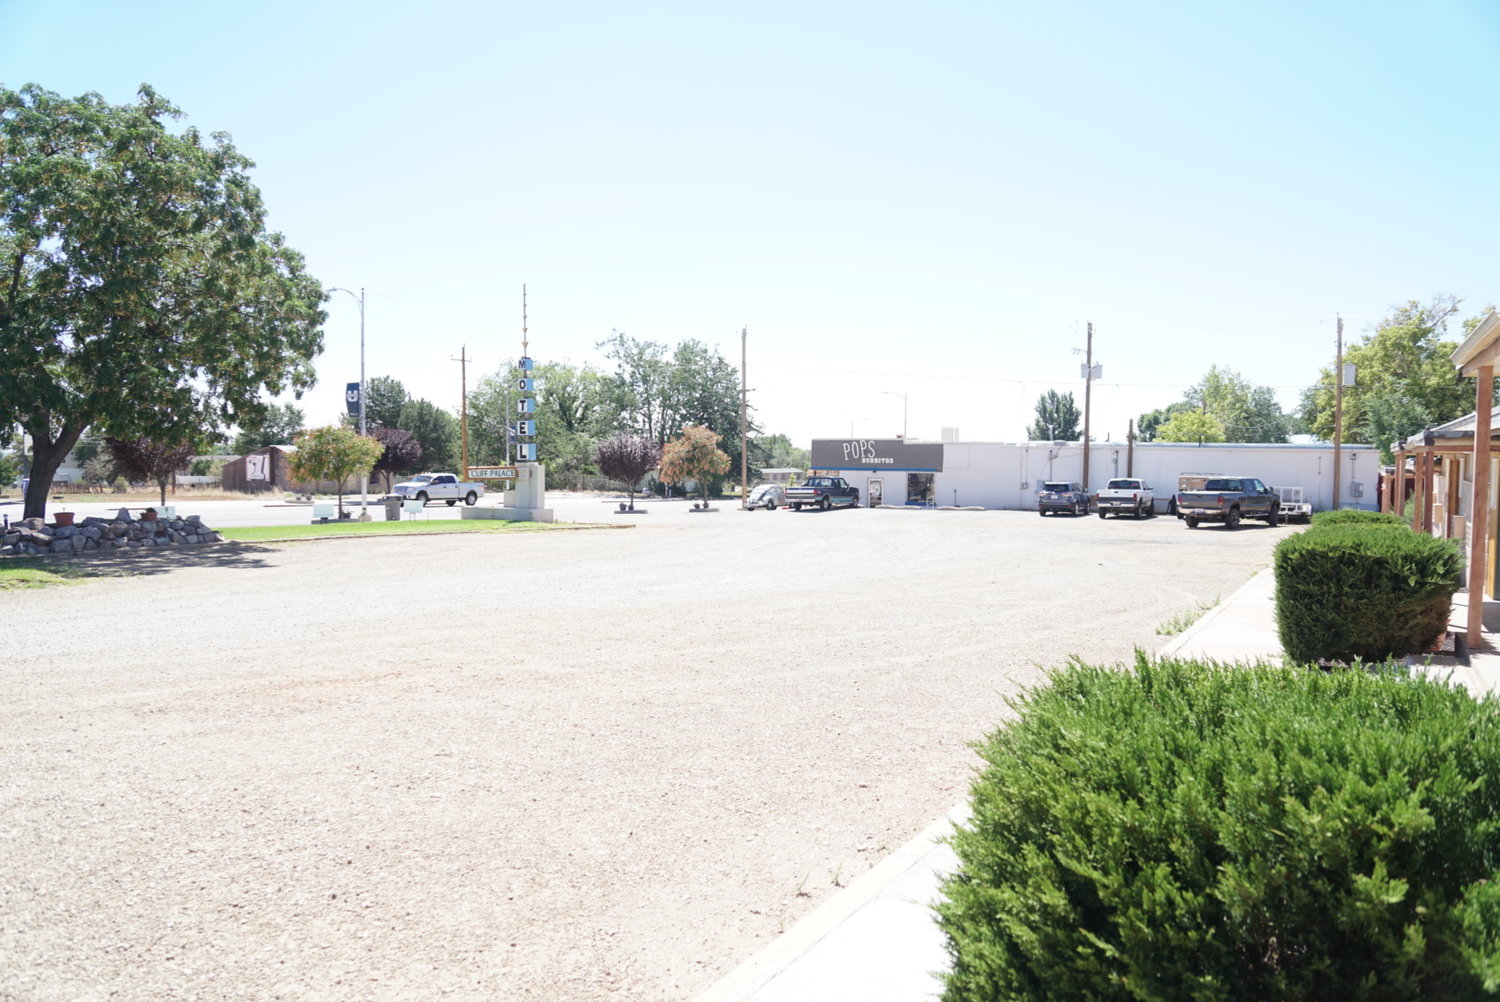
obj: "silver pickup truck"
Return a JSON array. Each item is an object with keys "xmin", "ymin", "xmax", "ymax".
[
  {"xmin": 1095, "ymin": 478, "xmax": 1155, "ymax": 519},
  {"xmin": 1176, "ymin": 476, "xmax": 1279, "ymax": 529}
]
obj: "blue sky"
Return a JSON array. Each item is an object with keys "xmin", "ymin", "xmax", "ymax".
[{"xmin": 5, "ymin": 0, "xmax": 1498, "ymax": 448}]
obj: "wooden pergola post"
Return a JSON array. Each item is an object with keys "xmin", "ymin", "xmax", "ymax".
[
  {"xmin": 1393, "ymin": 446, "xmax": 1406, "ymax": 515},
  {"xmin": 1421, "ymin": 434, "xmax": 1436, "ymax": 535},
  {"xmin": 1468, "ymin": 368, "xmax": 1493, "ymax": 647}
]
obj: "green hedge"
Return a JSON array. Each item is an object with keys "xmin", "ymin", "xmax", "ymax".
[
  {"xmin": 1274, "ymin": 523, "xmax": 1462, "ymax": 664},
  {"xmin": 938, "ymin": 657, "xmax": 1500, "ymax": 1002},
  {"xmin": 1310, "ymin": 509, "xmax": 1410, "ymax": 528}
]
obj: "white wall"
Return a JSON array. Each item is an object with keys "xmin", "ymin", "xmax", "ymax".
[{"xmin": 837, "ymin": 441, "xmax": 1380, "ymax": 511}]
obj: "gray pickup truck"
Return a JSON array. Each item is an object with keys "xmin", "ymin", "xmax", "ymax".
[
  {"xmin": 1176, "ymin": 476, "xmax": 1280, "ymax": 529},
  {"xmin": 787, "ymin": 476, "xmax": 860, "ymax": 511}
]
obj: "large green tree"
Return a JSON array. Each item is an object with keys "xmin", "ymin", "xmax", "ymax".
[
  {"xmin": 0, "ymin": 84, "xmax": 325, "ymax": 518},
  {"xmin": 1027, "ymin": 390, "xmax": 1081, "ymax": 441},
  {"xmin": 1155, "ymin": 410, "xmax": 1227, "ymax": 444},
  {"xmin": 1186, "ymin": 366, "xmax": 1290, "ymax": 443},
  {"xmin": 1135, "ymin": 367, "xmax": 1289, "ymax": 445},
  {"xmin": 396, "ymin": 398, "xmax": 459, "ymax": 472},
  {"xmin": 362, "ymin": 375, "xmax": 410, "ymax": 430},
  {"xmin": 232, "ymin": 402, "xmax": 305, "ymax": 454},
  {"xmin": 1299, "ymin": 297, "xmax": 1484, "ymax": 456}
]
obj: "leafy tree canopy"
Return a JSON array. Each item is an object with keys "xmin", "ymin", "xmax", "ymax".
[
  {"xmin": 660, "ymin": 425, "xmax": 731, "ymax": 501},
  {"xmin": 286, "ymin": 426, "xmax": 382, "ymax": 517},
  {"xmin": 106, "ymin": 436, "xmax": 195, "ymax": 505},
  {"xmin": 754, "ymin": 432, "xmax": 809, "ymax": 473},
  {"xmin": 1155, "ymin": 410, "xmax": 1226, "ymax": 444},
  {"xmin": 362, "ymin": 375, "xmax": 409, "ymax": 430},
  {"xmin": 370, "ymin": 425, "xmax": 422, "ymax": 491},
  {"xmin": 232, "ymin": 403, "xmax": 305, "ymax": 454},
  {"xmin": 1136, "ymin": 402, "xmax": 1193, "ymax": 443},
  {"xmin": 594, "ymin": 432, "xmax": 661, "ymax": 508},
  {"xmin": 1136, "ymin": 367, "xmax": 1289, "ymax": 444},
  {"xmin": 469, "ymin": 360, "xmax": 620, "ymax": 487},
  {"xmin": 396, "ymin": 399, "xmax": 459, "ymax": 472},
  {"xmin": 1299, "ymin": 296, "xmax": 1488, "ymax": 453},
  {"xmin": 0, "ymin": 84, "xmax": 326, "ymax": 518},
  {"xmin": 1027, "ymin": 390, "xmax": 1081, "ymax": 441}
]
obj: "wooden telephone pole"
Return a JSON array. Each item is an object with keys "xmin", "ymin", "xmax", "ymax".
[{"xmin": 1082, "ymin": 321, "xmax": 1094, "ymax": 492}]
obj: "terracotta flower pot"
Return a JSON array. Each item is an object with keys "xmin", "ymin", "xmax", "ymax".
[{"xmin": 53, "ymin": 511, "xmax": 75, "ymax": 527}]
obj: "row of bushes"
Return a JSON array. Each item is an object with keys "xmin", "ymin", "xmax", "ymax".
[
  {"xmin": 939, "ymin": 514, "xmax": 1491, "ymax": 999},
  {"xmin": 1274, "ymin": 508, "xmax": 1464, "ymax": 664},
  {"xmin": 938, "ymin": 656, "xmax": 1500, "ymax": 1001}
]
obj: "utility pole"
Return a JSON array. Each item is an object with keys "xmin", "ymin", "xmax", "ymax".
[
  {"xmin": 453, "ymin": 344, "xmax": 470, "ymax": 475},
  {"xmin": 1082, "ymin": 321, "xmax": 1094, "ymax": 492},
  {"xmin": 1333, "ymin": 315, "xmax": 1343, "ymax": 511},
  {"xmin": 1126, "ymin": 418, "xmax": 1135, "ymax": 477},
  {"xmin": 740, "ymin": 327, "xmax": 749, "ymax": 509}
]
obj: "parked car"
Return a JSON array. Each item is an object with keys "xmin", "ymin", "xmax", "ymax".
[
  {"xmin": 746, "ymin": 483, "xmax": 786, "ymax": 510},
  {"xmin": 1038, "ymin": 481, "xmax": 1090, "ymax": 516}
]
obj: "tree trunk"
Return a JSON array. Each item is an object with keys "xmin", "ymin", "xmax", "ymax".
[
  {"xmin": 21, "ymin": 420, "xmax": 85, "ymax": 520},
  {"xmin": 158, "ymin": 477, "xmax": 169, "ymax": 505}
]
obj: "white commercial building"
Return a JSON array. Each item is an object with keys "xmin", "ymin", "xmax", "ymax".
[{"xmin": 811, "ymin": 438, "xmax": 1379, "ymax": 512}]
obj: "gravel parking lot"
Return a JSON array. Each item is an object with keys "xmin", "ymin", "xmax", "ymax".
[{"xmin": 1, "ymin": 507, "xmax": 1290, "ymax": 1001}]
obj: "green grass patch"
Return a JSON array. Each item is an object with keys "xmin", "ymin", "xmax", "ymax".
[
  {"xmin": 217, "ymin": 518, "xmax": 565, "ymax": 542},
  {"xmin": 0, "ymin": 558, "xmax": 139, "ymax": 589}
]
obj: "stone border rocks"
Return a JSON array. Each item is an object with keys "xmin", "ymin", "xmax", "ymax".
[{"xmin": 1, "ymin": 510, "xmax": 223, "ymax": 557}]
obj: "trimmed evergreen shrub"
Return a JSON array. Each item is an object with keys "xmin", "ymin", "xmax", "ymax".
[
  {"xmin": 1274, "ymin": 524, "xmax": 1462, "ymax": 664},
  {"xmin": 1310, "ymin": 509, "xmax": 1410, "ymax": 528},
  {"xmin": 938, "ymin": 657, "xmax": 1500, "ymax": 1002}
]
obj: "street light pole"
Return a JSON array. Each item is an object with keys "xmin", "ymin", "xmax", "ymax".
[{"xmin": 329, "ymin": 287, "xmax": 369, "ymax": 519}]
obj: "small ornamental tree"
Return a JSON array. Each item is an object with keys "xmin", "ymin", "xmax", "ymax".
[
  {"xmin": 105, "ymin": 437, "xmax": 195, "ymax": 504},
  {"xmin": 660, "ymin": 425, "xmax": 731, "ymax": 506},
  {"xmin": 371, "ymin": 425, "xmax": 422, "ymax": 492},
  {"xmin": 595, "ymin": 432, "xmax": 660, "ymax": 511},
  {"xmin": 286, "ymin": 426, "xmax": 382, "ymax": 517}
]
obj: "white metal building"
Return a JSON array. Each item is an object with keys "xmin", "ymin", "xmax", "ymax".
[{"xmin": 812, "ymin": 438, "xmax": 1379, "ymax": 512}]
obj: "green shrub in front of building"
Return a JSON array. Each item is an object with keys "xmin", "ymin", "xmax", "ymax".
[
  {"xmin": 1274, "ymin": 521, "xmax": 1461, "ymax": 664},
  {"xmin": 937, "ymin": 656, "xmax": 1500, "ymax": 1002},
  {"xmin": 1310, "ymin": 508, "xmax": 1409, "ymax": 528}
]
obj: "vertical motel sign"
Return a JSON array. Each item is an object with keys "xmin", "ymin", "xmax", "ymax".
[{"xmin": 516, "ymin": 357, "xmax": 537, "ymax": 462}]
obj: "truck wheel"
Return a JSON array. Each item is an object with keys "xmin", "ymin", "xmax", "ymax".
[
  {"xmin": 1225, "ymin": 507, "xmax": 1241, "ymax": 529},
  {"xmin": 1186, "ymin": 516, "xmax": 1200, "ymax": 528},
  {"xmin": 1098, "ymin": 509, "xmax": 1107, "ymax": 519},
  {"xmin": 1264, "ymin": 504, "xmax": 1278, "ymax": 526},
  {"xmin": 791, "ymin": 504, "xmax": 801, "ymax": 512},
  {"xmin": 415, "ymin": 491, "xmax": 428, "ymax": 505},
  {"xmin": 465, "ymin": 491, "xmax": 478, "ymax": 506},
  {"xmin": 446, "ymin": 499, "xmax": 457, "ymax": 506},
  {"xmin": 1039, "ymin": 509, "xmax": 1047, "ymax": 517},
  {"xmin": 820, "ymin": 496, "xmax": 831, "ymax": 511},
  {"xmin": 1133, "ymin": 502, "xmax": 1143, "ymax": 519}
]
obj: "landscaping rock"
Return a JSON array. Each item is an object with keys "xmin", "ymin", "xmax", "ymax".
[{"xmin": 0, "ymin": 514, "xmax": 225, "ymax": 558}]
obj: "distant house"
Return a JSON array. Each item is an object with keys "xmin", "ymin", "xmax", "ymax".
[
  {"xmin": 220, "ymin": 445, "xmax": 298, "ymax": 493},
  {"xmin": 759, "ymin": 467, "xmax": 802, "ymax": 485}
]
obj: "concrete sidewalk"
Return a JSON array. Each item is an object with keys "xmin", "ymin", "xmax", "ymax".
[{"xmin": 693, "ymin": 569, "xmax": 1500, "ymax": 1002}]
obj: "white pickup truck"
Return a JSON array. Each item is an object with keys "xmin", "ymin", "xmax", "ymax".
[
  {"xmin": 391, "ymin": 472, "xmax": 484, "ymax": 506},
  {"xmin": 1095, "ymin": 477, "xmax": 1156, "ymax": 519}
]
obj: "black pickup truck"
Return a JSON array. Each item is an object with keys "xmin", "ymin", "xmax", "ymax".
[
  {"xmin": 786, "ymin": 476, "xmax": 860, "ymax": 511},
  {"xmin": 1176, "ymin": 476, "xmax": 1280, "ymax": 529}
]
